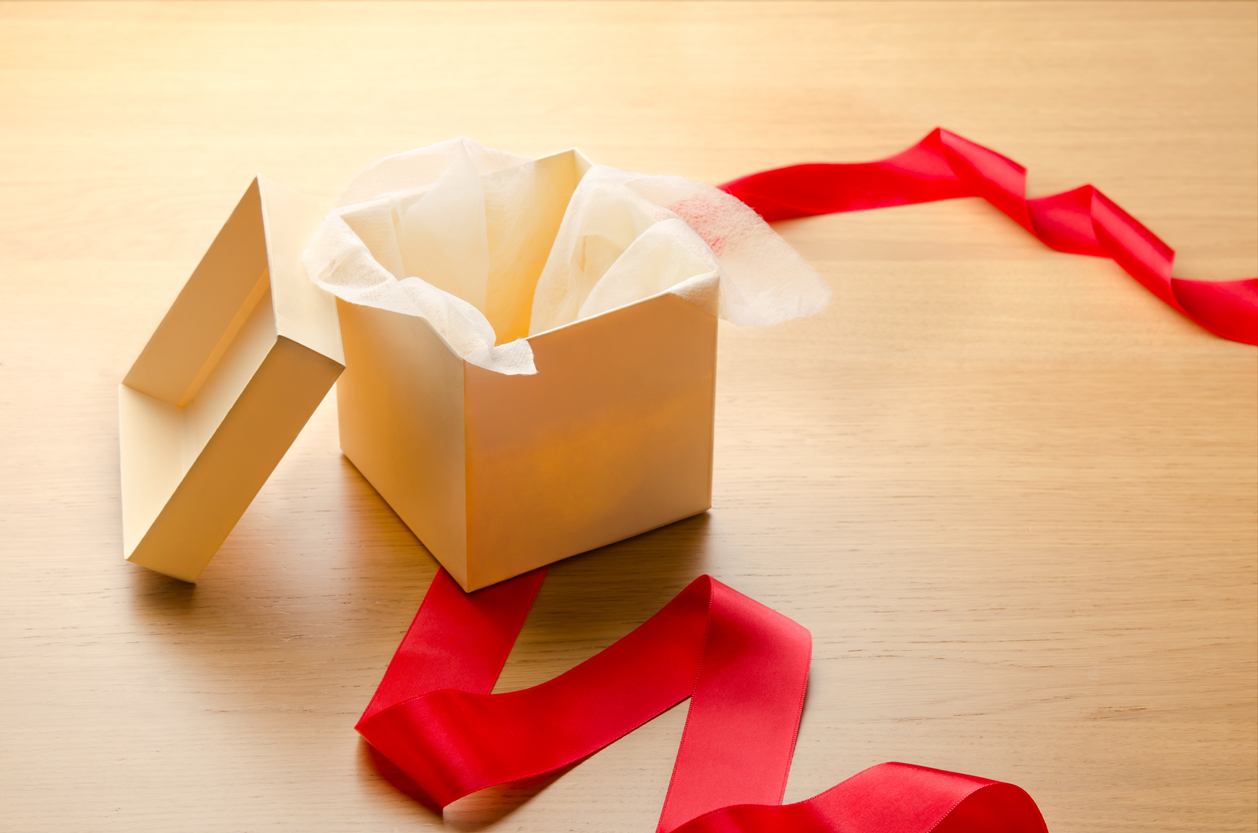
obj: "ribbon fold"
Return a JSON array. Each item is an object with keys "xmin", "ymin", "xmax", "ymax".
[
  {"xmin": 359, "ymin": 569, "xmax": 1048, "ymax": 832},
  {"xmin": 719, "ymin": 128, "xmax": 1258, "ymax": 345}
]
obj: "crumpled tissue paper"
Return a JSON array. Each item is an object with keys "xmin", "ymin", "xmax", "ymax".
[{"xmin": 302, "ymin": 138, "xmax": 831, "ymax": 375}]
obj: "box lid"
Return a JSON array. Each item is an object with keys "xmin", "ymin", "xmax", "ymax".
[{"xmin": 119, "ymin": 176, "xmax": 343, "ymax": 581}]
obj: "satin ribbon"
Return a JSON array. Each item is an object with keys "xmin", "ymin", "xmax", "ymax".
[
  {"xmin": 719, "ymin": 128, "xmax": 1258, "ymax": 345},
  {"xmin": 354, "ymin": 130, "xmax": 1236, "ymax": 830},
  {"xmin": 358, "ymin": 568, "xmax": 1048, "ymax": 832}
]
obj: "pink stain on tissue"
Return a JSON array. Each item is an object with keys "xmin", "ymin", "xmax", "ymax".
[{"xmin": 668, "ymin": 194, "xmax": 730, "ymax": 255}]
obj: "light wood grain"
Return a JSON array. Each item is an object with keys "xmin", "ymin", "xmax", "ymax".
[{"xmin": 1, "ymin": 2, "xmax": 1255, "ymax": 831}]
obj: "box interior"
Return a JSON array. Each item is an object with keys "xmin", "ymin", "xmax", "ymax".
[
  {"xmin": 481, "ymin": 149, "xmax": 590, "ymax": 344},
  {"xmin": 344, "ymin": 149, "xmax": 592, "ymax": 347}
]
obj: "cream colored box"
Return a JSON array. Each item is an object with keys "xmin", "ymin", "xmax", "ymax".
[
  {"xmin": 335, "ymin": 151, "xmax": 718, "ymax": 592},
  {"xmin": 337, "ymin": 292, "xmax": 716, "ymax": 592},
  {"xmin": 119, "ymin": 176, "xmax": 344, "ymax": 582}
]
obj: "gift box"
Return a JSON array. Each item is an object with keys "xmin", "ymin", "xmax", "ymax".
[
  {"xmin": 328, "ymin": 147, "xmax": 722, "ymax": 590},
  {"xmin": 120, "ymin": 141, "xmax": 827, "ymax": 587},
  {"xmin": 334, "ymin": 253, "xmax": 718, "ymax": 592}
]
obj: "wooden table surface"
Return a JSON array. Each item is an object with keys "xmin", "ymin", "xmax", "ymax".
[{"xmin": 1, "ymin": 3, "xmax": 1254, "ymax": 831}]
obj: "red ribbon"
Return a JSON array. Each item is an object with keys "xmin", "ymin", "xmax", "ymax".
[
  {"xmin": 356, "ymin": 130, "xmax": 1258, "ymax": 829},
  {"xmin": 719, "ymin": 128, "xmax": 1258, "ymax": 345},
  {"xmin": 358, "ymin": 568, "xmax": 1048, "ymax": 832}
]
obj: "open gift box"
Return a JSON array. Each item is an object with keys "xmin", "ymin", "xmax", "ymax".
[
  {"xmin": 336, "ymin": 270, "xmax": 717, "ymax": 592},
  {"xmin": 120, "ymin": 142, "xmax": 826, "ymax": 590}
]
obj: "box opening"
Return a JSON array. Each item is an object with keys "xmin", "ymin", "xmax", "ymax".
[
  {"xmin": 345, "ymin": 149, "xmax": 591, "ymax": 347},
  {"xmin": 483, "ymin": 149, "xmax": 589, "ymax": 344}
]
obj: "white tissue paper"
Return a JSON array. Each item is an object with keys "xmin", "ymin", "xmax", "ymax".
[{"xmin": 301, "ymin": 138, "xmax": 831, "ymax": 375}]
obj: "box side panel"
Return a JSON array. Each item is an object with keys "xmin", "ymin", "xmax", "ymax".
[
  {"xmin": 123, "ymin": 179, "xmax": 268, "ymax": 405},
  {"xmin": 335, "ymin": 301, "xmax": 468, "ymax": 587},
  {"xmin": 463, "ymin": 293, "xmax": 717, "ymax": 590},
  {"xmin": 125, "ymin": 337, "xmax": 341, "ymax": 582},
  {"xmin": 259, "ymin": 176, "xmax": 344, "ymax": 366}
]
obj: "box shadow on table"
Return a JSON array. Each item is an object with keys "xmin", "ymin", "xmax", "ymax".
[{"xmin": 498, "ymin": 511, "xmax": 714, "ymax": 691}]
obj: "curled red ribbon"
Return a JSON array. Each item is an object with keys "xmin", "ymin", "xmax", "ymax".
[
  {"xmin": 719, "ymin": 128, "xmax": 1258, "ymax": 345},
  {"xmin": 358, "ymin": 569, "xmax": 1048, "ymax": 832},
  {"xmin": 355, "ymin": 130, "xmax": 1250, "ymax": 830}
]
